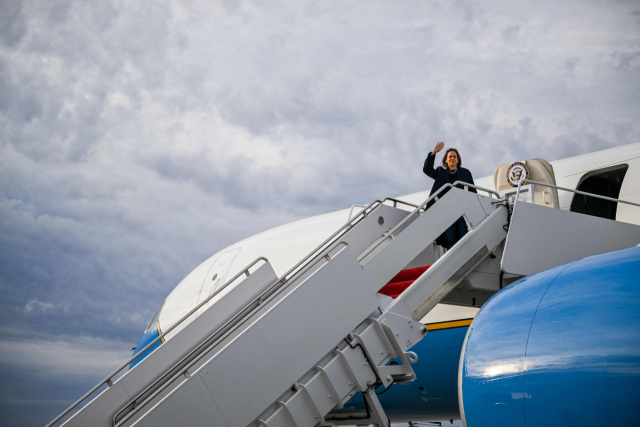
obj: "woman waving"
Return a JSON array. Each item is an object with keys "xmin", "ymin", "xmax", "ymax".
[{"xmin": 423, "ymin": 142, "xmax": 477, "ymax": 249}]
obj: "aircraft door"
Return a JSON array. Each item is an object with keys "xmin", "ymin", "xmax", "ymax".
[
  {"xmin": 570, "ymin": 164, "xmax": 631, "ymax": 222},
  {"xmin": 494, "ymin": 158, "xmax": 560, "ymax": 208}
]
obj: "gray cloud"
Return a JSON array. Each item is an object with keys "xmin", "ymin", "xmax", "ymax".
[
  {"xmin": 0, "ymin": 336, "xmax": 132, "ymax": 426},
  {"xmin": 1, "ymin": 0, "xmax": 639, "ymax": 425},
  {"xmin": 0, "ymin": 1, "xmax": 27, "ymax": 48}
]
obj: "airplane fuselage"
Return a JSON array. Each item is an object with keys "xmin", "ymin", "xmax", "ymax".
[{"xmin": 132, "ymin": 142, "xmax": 640, "ymax": 423}]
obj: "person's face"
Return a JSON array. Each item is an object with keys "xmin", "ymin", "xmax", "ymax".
[{"xmin": 446, "ymin": 151, "xmax": 459, "ymax": 169}]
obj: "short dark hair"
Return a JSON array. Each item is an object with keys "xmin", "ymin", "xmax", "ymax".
[{"xmin": 441, "ymin": 148, "xmax": 462, "ymax": 169}]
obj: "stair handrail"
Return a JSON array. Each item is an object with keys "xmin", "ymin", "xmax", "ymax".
[
  {"xmin": 259, "ymin": 199, "xmax": 384, "ymax": 288},
  {"xmin": 361, "ymin": 181, "xmax": 502, "ymax": 261},
  {"xmin": 382, "ymin": 197, "xmax": 420, "ymax": 209},
  {"xmin": 248, "ymin": 197, "xmax": 422, "ymax": 300},
  {"xmin": 114, "ymin": 204, "xmax": 400, "ymax": 422},
  {"xmin": 49, "ymin": 192, "xmax": 461, "ymax": 427},
  {"xmin": 115, "ymin": 185, "xmax": 499, "ymax": 425},
  {"xmin": 46, "ymin": 256, "xmax": 270, "ymax": 427},
  {"xmin": 113, "ymin": 198, "xmax": 423, "ymax": 424},
  {"xmin": 49, "ymin": 198, "xmax": 388, "ymax": 427},
  {"xmin": 517, "ymin": 179, "xmax": 640, "ymax": 208},
  {"xmin": 349, "ymin": 199, "xmax": 419, "ymax": 220},
  {"xmin": 454, "ymin": 182, "xmax": 501, "ymax": 199},
  {"xmin": 116, "ymin": 242, "xmax": 354, "ymax": 427},
  {"xmin": 348, "ymin": 204, "xmax": 368, "ymax": 220}
]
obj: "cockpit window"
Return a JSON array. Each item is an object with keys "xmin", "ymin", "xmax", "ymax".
[
  {"xmin": 570, "ymin": 164, "xmax": 628, "ymax": 220},
  {"xmin": 146, "ymin": 300, "xmax": 165, "ymax": 332}
]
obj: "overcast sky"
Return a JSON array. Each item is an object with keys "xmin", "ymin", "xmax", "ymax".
[{"xmin": 0, "ymin": 0, "xmax": 639, "ymax": 425}]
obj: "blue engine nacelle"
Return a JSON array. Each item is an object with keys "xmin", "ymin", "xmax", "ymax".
[{"xmin": 459, "ymin": 246, "xmax": 640, "ymax": 426}]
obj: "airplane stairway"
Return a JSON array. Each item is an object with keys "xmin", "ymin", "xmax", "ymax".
[
  {"xmin": 119, "ymin": 185, "xmax": 507, "ymax": 427},
  {"xmin": 51, "ymin": 181, "xmax": 640, "ymax": 427}
]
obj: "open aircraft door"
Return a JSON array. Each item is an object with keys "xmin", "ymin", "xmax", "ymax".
[{"xmin": 494, "ymin": 158, "xmax": 560, "ymax": 208}]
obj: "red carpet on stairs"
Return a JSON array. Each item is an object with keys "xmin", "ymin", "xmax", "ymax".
[{"xmin": 378, "ymin": 265, "xmax": 431, "ymax": 299}]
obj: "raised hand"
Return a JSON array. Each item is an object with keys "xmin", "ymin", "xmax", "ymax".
[{"xmin": 432, "ymin": 141, "xmax": 445, "ymax": 155}]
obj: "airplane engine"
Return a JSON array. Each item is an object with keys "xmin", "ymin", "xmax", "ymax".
[{"xmin": 458, "ymin": 246, "xmax": 640, "ymax": 427}]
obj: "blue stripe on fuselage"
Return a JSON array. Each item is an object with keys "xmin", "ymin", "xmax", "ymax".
[{"xmin": 129, "ymin": 322, "xmax": 163, "ymax": 370}]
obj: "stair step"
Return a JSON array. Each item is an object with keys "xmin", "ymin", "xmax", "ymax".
[
  {"xmin": 387, "ymin": 266, "xmax": 430, "ymax": 284},
  {"xmin": 378, "ymin": 266, "xmax": 431, "ymax": 299}
]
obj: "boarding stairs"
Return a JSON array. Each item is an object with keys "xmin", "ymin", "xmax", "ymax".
[{"xmin": 50, "ymin": 181, "xmax": 640, "ymax": 427}]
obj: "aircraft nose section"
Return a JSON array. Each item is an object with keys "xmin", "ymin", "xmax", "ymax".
[{"xmin": 129, "ymin": 321, "xmax": 164, "ymax": 370}]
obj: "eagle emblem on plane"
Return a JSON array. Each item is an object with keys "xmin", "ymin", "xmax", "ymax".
[{"xmin": 506, "ymin": 161, "xmax": 530, "ymax": 187}]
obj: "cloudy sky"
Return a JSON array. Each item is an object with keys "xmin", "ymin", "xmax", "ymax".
[{"xmin": 0, "ymin": 0, "xmax": 638, "ymax": 425}]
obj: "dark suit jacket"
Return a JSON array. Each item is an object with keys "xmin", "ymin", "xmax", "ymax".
[
  {"xmin": 423, "ymin": 152, "xmax": 477, "ymax": 248},
  {"xmin": 423, "ymin": 152, "xmax": 477, "ymax": 198}
]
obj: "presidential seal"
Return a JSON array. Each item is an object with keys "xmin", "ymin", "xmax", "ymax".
[{"xmin": 506, "ymin": 161, "xmax": 530, "ymax": 187}]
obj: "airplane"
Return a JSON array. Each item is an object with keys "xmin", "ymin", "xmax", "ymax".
[{"xmin": 49, "ymin": 142, "xmax": 640, "ymax": 427}]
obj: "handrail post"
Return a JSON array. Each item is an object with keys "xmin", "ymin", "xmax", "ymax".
[
  {"xmin": 514, "ymin": 181, "xmax": 523, "ymax": 210},
  {"xmin": 521, "ymin": 179, "xmax": 640, "ymax": 209}
]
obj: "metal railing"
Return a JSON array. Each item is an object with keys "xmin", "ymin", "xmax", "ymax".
[
  {"xmin": 439, "ymin": 181, "xmax": 500, "ymax": 200},
  {"xmin": 49, "ymin": 198, "xmax": 388, "ymax": 427},
  {"xmin": 515, "ymin": 179, "xmax": 640, "ymax": 209},
  {"xmin": 115, "ymin": 243, "xmax": 354, "ymax": 426},
  {"xmin": 113, "ymin": 195, "xmax": 427, "ymax": 424},
  {"xmin": 359, "ymin": 181, "xmax": 502, "ymax": 262},
  {"xmin": 348, "ymin": 204, "xmax": 368, "ymax": 220},
  {"xmin": 46, "ymin": 257, "xmax": 271, "ymax": 427},
  {"xmin": 114, "ymin": 197, "xmax": 428, "ymax": 424},
  {"xmin": 383, "ymin": 197, "xmax": 420, "ymax": 209},
  {"xmin": 113, "ymin": 203, "xmax": 401, "ymax": 424},
  {"xmin": 348, "ymin": 198, "xmax": 418, "ymax": 220},
  {"xmin": 50, "ymin": 185, "xmax": 495, "ymax": 427}
]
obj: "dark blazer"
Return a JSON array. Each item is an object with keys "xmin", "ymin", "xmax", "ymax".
[
  {"xmin": 423, "ymin": 152, "xmax": 477, "ymax": 248},
  {"xmin": 423, "ymin": 152, "xmax": 477, "ymax": 198}
]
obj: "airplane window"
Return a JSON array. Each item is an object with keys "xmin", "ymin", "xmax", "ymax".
[
  {"xmin": 146, "ymin": 300, "xmax": 165, "ymax": 332},
  {"xmin": 570, "ymin": 164, "xmax": 628, "ymax": 220}
]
